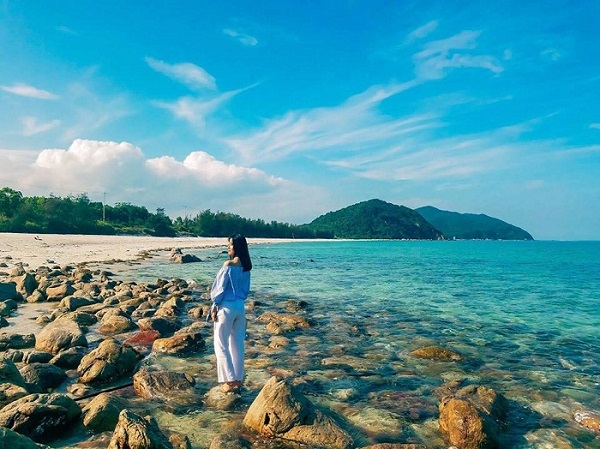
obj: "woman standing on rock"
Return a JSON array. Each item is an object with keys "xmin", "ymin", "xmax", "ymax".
[{"xmin": 210, "ymin": 234, "xmax": 252, "ymax": 393}]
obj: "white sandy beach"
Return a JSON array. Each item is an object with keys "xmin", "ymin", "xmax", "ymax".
[{"xmin": 0, "ymin": 233, "xmax": 295, "ymax": 269}]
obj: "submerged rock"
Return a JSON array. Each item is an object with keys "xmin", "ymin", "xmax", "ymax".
[
  {"xmin": 410, "ymin": 345, "xmax": 462, "ymax": 361},
  {"xmin": 133, "ymin": 368, "xmax": 197, "ymax": 402}
]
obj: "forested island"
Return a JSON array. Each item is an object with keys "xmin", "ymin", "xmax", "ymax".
[{"xmin": 0, "ymin": 188, "xmax": 533, "ymax": 240}]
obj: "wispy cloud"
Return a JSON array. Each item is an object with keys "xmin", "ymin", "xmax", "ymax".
[
  {"xmin": 1, "ymin": 83, "xmax": 58, "ymax": 100},
  {"xmin": 413, "ymin": 30, "xmax": 503, "ymax": 80},
  {"xmin": 21, "ymin": 117, "xmax": 61, "ymax": 136},
  {"xmin": 226, "ymin": 81, "xmax": 423, "ymax": 164},
  {"xmin": 589, "ymin": 123, "xmax": 600, "ymax": 130},
  {"xmin": 223, "ymin": 28, "xmax": 258, "ymax": 46},
  {"xmin": 406, "ymin": 20, "xmax": 439, "ymax": 43},
  {"xmin": 146, "ymin": 57, "xmax": 217, "ymax": 91}
]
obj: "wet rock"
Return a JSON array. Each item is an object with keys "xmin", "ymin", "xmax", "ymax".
[
  {"xmin": 574, "ymin": 410, "xmax": 600, "ymax": 432},
  {"xmin": 410, "ymin": 345, "xmax": 462, "ymax": 361},
  {"xmin": 50, "ymin": 346, "xmax": 88, "ymax": 369},
  {"xmin": 204, "ymin": 384, "xmax": 242, "ymax": 410},
  {"xmin": 77, "ymin": 338, "xmax": 140, "ymax": 384},
  {"xmin": 35, "ymin": 317, "xmax": 88, "ymax": 354},
  {"xmin": 169, "ymin": 249, "xmax": 201, "ymax": 264},
  {"xmin": 257, "ymin": 311, "xmax": 312, "ymax": 335},
  {"xmin": 124, "ymin": 330, "xmax": 161, "ymax": 351},
  {"xmin": 170, "ymin": 433, "xmax": 192, "ymax": 449},
  {"xmin": 108, "ymin": 409, "xmax": 173, "ymax": 449},
  {"xmin": 243, "ymin": 376, "xmax": 354, "ymax": 449},
  {"xmin": 152, "ymin": 329, "xmax": 205, "ymax": 356},
  {"xmin": 133, "ymin": 368, "xmax": 197, "ymax": 402},
  {"xmin": 0, "ymin": 393, "xmax": 81, "ymax": 443},
  {"xmin": 82, "ymin": 392, "xmax": 127, "ymax": 433},
  {"xmin": 0, "ymin": 427, "xmax": 50, "ymax": 449},
  {"xmin": 0, "ymin": 332, "xmax": 36, "ymax": 350},
  {"xmin": 439, "ymin": 385, "xmax": 507, "ymax": 449},
  {"xmin": 19, "ymin": 363, "xmax": 68, "ymax": 391}
]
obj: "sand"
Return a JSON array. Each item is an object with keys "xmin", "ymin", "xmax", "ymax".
[{"xmin": 0, "ymin": 232, "xmax": 296, "ymax": 269}]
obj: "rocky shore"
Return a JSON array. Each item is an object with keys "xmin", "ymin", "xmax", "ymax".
[{"xmin": 0, "ymin": 237, "xmax": 598, "ymax": 448}]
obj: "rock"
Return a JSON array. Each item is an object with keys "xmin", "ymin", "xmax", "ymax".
[
  {"xmin": 108, "ymin": 409, "xmax": 173, "ymax": 449},
  {"xmin": 98, "ymin": 314, "xmax": 138, "ymax": 335},
  {"xmin": 170, "ymin": 433, "xmax": 192, "ymax": 449},
  {"xmin": 410, "ymin": 345, "xmax": 462, "ymax": 361},
  {"xmin": 0, "ymin": 427, "xmax": 51, "ymax": 449},
  {"xmin": 574, "ymin": 410, "xmax": 600, "ymax": 432},
  {"xmin": 124, "ymin": 330, "xmax": 161, "ymax": 349},
  {"xmin": 204, "ymin": 384, "xmax": 242, "ymax": 411},
  {"xmin": 0, "ymin": 281, "xmax": 20, "ymax": 301},
  {"xmin": 358, "ymin": 445, "xmax": 427, "ymax": 449},
  {"xmin": 133, "ymin": 368, "xmax": 197, "ymax": 403},
  {"xmin": 257, "ymin": 312, "xmax": 311, "ymax": 334},
  {"xmin": 0, "ymin": 316, "xmax": 9, "ymax": 327},
  {"xmin": 0, "ymin": 382, "xmax": 30, "ymax": 408},
  {"xmin": 35, "ymin": 317, "xmax": 87, "ymax": 354},
  {"xmin": 138, "ymin": 316, "xmax": 180, "ymax": 336},
  {"xmin": 0, "ymin": 332, "xmax": 36, "ymax": 350},
  {"xmin": 243, "ymin": 376, "xmax": 354, "ymax": 449},
  {"xmin": 152, "ymin": 331, "xmax": 205, "ymax": 356},
  {"xmin": 45, "ymin": 282, "xmax": 76, "ymax": 302},
  {"xmin": 0, "ymin": 393, "xmax": 81, "ymax": 443},
  {"xmin": 82, "ymin": 392, "xmax": 127, "ymax": 433},
  {"xmin": 14, "ymin": 273, "xmax": 38, "ymax": 297},
  {"xmin": 439, "ymin": 385, "xmax": 507, "ymax": 449},
  {"xmin": 25, "ymin": 289, "xmax": 46, "ymax": 303},
  {"xmin": 0, "ymin": 299, "xmax": 18, "ymax": 317},
  {"xmin": 77, "ymin": 338, "xmax": 140, "ymax": 384},
  {"xmin": 169, "ymin": 249, "xmax": 201, "ymax": 264},
  {"xmin": 58, "ymin": 295, "xmax": 96, "ymax": 311},
  {"xmin": 0, "ymin": 357, "xmax": 28, "ymax": 387},
  {"xmin": 50, "ymin": 346, "xmax": 88, "ymax": 369},
  {"xmin": 19, "ymin": 363, "xmax": 68, "ymax": 391},
  {"xmin": 22, "ymin": 350, "xmax": 54, "ymax": 364}
]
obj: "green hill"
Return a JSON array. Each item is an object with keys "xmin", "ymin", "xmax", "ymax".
[
  {"xmin": 416, "ymin": 206, "xmax": 534, "ymax": 240},
  {"xmin": 307, "ymin": 199, "xmax": 444, "ymax": 239}
]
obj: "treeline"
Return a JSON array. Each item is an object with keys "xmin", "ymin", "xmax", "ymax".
[{"xmin": 0, "ymin": 187, "xmax": 330, "ymax": 238}]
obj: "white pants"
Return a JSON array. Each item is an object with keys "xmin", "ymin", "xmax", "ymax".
[{"xmin": 213, "ymin": 300, "xmax": 246, "ymax": 383}]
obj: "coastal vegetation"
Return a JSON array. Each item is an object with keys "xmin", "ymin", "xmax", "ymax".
[{"xmin": 0, "ymin": 187, "xmax": 533, "ymax": 240}]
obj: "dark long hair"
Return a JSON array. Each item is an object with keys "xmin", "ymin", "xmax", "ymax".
[{"xmin": 230, "ymin": 234, "xmax": 252, "ymax": 272}]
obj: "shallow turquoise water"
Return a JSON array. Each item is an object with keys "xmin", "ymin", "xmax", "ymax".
[{"xmin": 122, "ymin": 240, "xmax": 600, "ymax": 447}]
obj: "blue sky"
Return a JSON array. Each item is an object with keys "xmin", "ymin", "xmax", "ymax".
[{"xmin": 0, "ymin": 1, "xmax": 598, "ymax": 240}]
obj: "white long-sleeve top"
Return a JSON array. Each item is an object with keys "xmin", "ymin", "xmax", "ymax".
[{"xmin": 210, "ymin": 265, "xmax": 251, "ymax": 304}]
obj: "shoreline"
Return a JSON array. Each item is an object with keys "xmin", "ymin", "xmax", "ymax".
[{"xmin": 0, "ymin": 232, "xmax": 301, "ymax": 269}]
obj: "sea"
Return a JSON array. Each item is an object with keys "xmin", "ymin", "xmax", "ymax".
[{"xmin": 22, "ymin": 240, "xmax": 600, "ymax": 448}]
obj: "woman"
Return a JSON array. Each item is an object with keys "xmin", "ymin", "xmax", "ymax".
[{"xmin": 210, "ymin": 234, "xmax": 252, "ymax": 393}]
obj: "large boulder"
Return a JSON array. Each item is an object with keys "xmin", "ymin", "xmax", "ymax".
[
  {"xmin": 14, "ymin": 273, "xmax": 38, "ymax": 297},
  {"xmin": 45, "ymin": 282, "xmax": 76, "ymax": 302},
  {"xmin": 152, "ymin": 329, "xmax": 205, "ymax": 356},
  {"xmin": 108, "ymin": 409, "xmax": 173, "ymax": 449},
  {"xmin": 35, "ymin": 317, "xmax": 88, "ymax": 354},
  {"xmin": 0, "ymin": 393, "xmax": 81, "ymax": 442},
  {"xmin": 50, "ymin": 346, "xmax": 88, "ymax": 369},
  {"xmin": 439, "ymin": 385, "xmax": 507, "ymax": 449},
  {"xmin": 0, "ymin": 281, "xmax": 20, "ymax": 301},
  {"xmin": 0, "ymin": 382, "xmax": 30, "ymax": 408},
  {"xmin": 0, "ymin": 357, "xmax": 27, "ymax": 387},
  {"xmin": 243, "ymin": 376, "xmax": 354, "ymax": 449},
  {"xmin": 77, "ymin": 338, "xmax": 140, "ymax": 384},
  {"xmin": 82, "ymin": 392, "xmax": 127, "ymax": 433}
]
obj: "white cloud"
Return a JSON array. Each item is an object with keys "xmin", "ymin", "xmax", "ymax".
[
  {"xmin": 21, "ymin": 117, "xmax": 61, "ymax": 136},
  {"xmin": 413, "ymin": 30, "xmax": 503, "ymax": 80},
  {"xmin": 1, "ymin": 83, "xmax": 58, "ymax": 100},
  {"xmin": 224, "ymin": 28, "xmax": 258, "ymax": 46},
  {"xmin": 589, "ymin": 123, "xmax": 600, "ymax": 130},
  {"xmin": 146, "ymin": 57, "xmax": 217, "ymax": 91},
  {"xmin": 0, "ymin": 139, "xmax": 290, "ymax": 218},
  {"xmin": 406, "ymin": 20, "xmax": 439, "ymax": 42}
]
